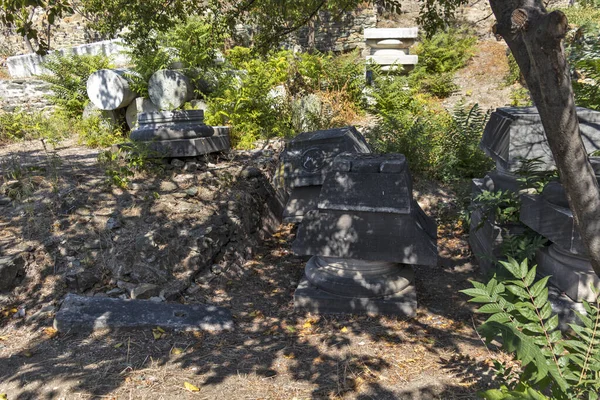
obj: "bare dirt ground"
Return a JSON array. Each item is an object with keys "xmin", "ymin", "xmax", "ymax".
[{"xmin": 0, "ymin": 136, "xmax": 507, "ymax": 400}]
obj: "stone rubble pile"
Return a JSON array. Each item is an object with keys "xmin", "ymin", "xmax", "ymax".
[
  {"xmin": 84, "ymin": 68, "xmax": 230, "ymax": 158},
  {"xmin": 470, "ymin": 106, "xmax": 600, "ymax": 311}
]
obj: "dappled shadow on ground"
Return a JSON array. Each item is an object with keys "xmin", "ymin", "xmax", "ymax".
[{"xmin": 0, "ymin": 143, "xmax": 497, "ymax": 399}]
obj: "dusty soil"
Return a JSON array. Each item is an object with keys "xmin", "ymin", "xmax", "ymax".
[{"xmin": 0, "ymin": 136, "xmax": 507, "ymax": 400}]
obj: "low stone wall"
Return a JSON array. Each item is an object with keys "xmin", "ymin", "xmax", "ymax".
[
  {"xmin": 0, "ymin": 79, "xmax": 54, "ymax": 113},
  {"xmin": 6, "ymin": 39, "xmax": 129, "ymax": 79}
]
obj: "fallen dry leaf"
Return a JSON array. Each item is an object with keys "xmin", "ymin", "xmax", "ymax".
[
  {"xmin": 171, "ymin": 347, "xmax": 184, "ymax": 355},
  {"xmin": 43, "ymin": 327, "xmax": 58, "ymax": 339},
  {"xmin": 184, "ymin": 381, "xmax": 200, "ymax": 392},
  {"xmin": 340, "ymin": 327, "xmax": 349, "ymax": 333}
]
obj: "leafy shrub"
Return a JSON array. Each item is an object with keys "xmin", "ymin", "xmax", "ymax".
[
  {"xmin": 97, "ymin": 142, "xmax": 163, "ymax": 188},
  {"xmin": 504, "ymin": 51, "xmax": 521, "ymax": 86},
  {"xmin": 39, "ymin": 53, "xmax": 113, "ymax": 118},
  {"xmin": 0, "ymin": 109, "xmax": 71, "ymax": 145},
  {"xmin": 205, "ymin": 47, "xmax": 365, "ymax": 148},
  {"xmin": 435, "ymin": 103, "xmax": 493, "ymax": 181},
  {"xmin": 366, "ymin": 73, "xmax": 452, "ymax": 175},
  {"xmin": 408, "ymin": 29, "xmax": 476, "ymax": 98},
  {"xmin": 462, "ymin": 257, "xmax": 600, "ymax": 399},
  {"xmin": 76, "ymin": 116, "xmax": 127, "ymax": 148},
  {"xmin": 566, "ymin": 24, "xmax": 600, "ymax": 111}
]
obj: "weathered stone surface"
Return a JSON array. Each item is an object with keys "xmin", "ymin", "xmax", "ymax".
[
  {"xmin": 366, "ymin": 38, "xmax": 413, "ymax": 49},
  {"xmin": 365, "ymin": 54, "xmax": 419, "ymax": 66},
  {"xmin": 54, "ymin": 293, "xmax": 233, "ymax": 332},
  {"xmin": 364, "ymin": 27, "xmax": 418, "ymax": 40},
  {"xmin": 7, "ymin": 39, "xmax": 129, "ymax": 78},
  {"xmin": 480, "ymin": 107, "xmax": 600, "ymax": 172},
  {"xmin": 65, "ymin": 264, "xmax": 100, "ymax": 292},
  {"xmin": 294, "ymin": 276, "xmax": 416, "ymax": 317},
  {"xmin": 125, "ymin": 97, "xmax": 159, "ymax": 129},
  {"xmin": 520, "ymin": 193, "xmax": 584, "ymax": 255},
  {"xmin": 318, "ymin": 153, "xmax": 412, "ymax": 214},
  {"xmin": 148, "ymin": 69, "xmax": 194, "ymax": 110},
  {"xmin": 281, "ymin": 126, "xmax": 371, "ymax": 188},
  {"xmin": 87, "ymin": 69, "xmax": 137, "ymax": 110},
  {"xmin": 304, "ymin": 256, "xmax": 413, "ymax": 298},
  {"xmin": 140, "ymin": 132, "xmax": 230, "ymax": 158},
  {"xmin": 293, "ymin": 208, "xmax": 437, "ymax": 265},
  {"xmin": 282, "ymin": 185, "xmax": 322, "ymax": 222},
  {"xmin": 130, "ymin": 283, "xmax": 161, "ymax": 299},
  {"xmin": 130, "ymin": 110, "xmax": 214, "ymax": 141},
  {"xmin": 0, "ymin": 255, "xmax": 24, "ymax": 291},
  {"xmin": 537, "ymin": 244, "xmax": 600, "ymax": 302}
]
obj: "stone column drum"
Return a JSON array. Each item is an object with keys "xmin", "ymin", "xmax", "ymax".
[
  {"xmin": 87, "ymin": 69, "xmax": 138, "ymax": 110},
  {"xmin": 293, "ymin": 153, "xmax": 437, "ymax": 317},
  {"xmin": 277, "ymin": 126, "xmax": 371, "ymax": 222}
]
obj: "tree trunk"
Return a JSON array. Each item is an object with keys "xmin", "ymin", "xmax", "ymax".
[{"xmin": 488, "ymin": 0, "xmax": 600, "ymax": 276}]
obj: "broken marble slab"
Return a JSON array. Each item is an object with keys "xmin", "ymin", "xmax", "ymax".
[
  {"xmin": 480, "ymin": 106, "xmax": 600, "ymax": 172},
  {"xmin": 139, "ymin": 132, "xmax": 230, "ymax": 158},
  {"xmin": 130, "ymin": 110, "xmax": 214, "ymax": 141},
  {"xmin": 293, "ymin": 207, "xmax": 437, "ymax": 266},
  {"xmin": 281, "ymin": 126, "xmax": 371, "ymax": 189},
  {"xmin": 520, "ymin": 193, "xmax": 585, "ymax": 255},
  {"xmin": 54, "ymin": 293, "xmax": 233, "ymax": 332}
]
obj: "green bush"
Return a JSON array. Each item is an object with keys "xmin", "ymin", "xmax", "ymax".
[
  {"xmin": 566, "ymin": 24, "xmax": 600, "ymax": 111},
  {"xmin": 39, "ymin": 53, "xmax": 113, "ymax": 118},
  {"xmin": 435, "ymin": 103, "xmax": 493, "ymax": 181},
  {"xmin": 408, "ymin": 29, "xmax": 476, "ymax": 98},
  {"xmin": 0, "ymin": 109, "xmax": 71, "ymax": 145},
  {"xmin": 205, "ymin": 48, "xmax": 365, "ymax": 148},
  {"xmin": 462, "ymin": 257, "xmax": 600, "ymax": 399}
]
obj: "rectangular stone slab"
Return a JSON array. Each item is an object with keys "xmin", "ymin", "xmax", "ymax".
[
  {"xmin": 318, "ymin": 171, "xmax": 412, "ymax": 214},
  {"xmin": 54, "ymin": 294, "xmax": 233, "ymax": 332},
  {"xmin": 294, "ymin": 277, "xmax": 416, "ymax": 317},
  {"xmin": 293, "ymin": 207, "xmax": 437, "ymax": 266},
  {"xmin": 143, "ymin": 133, "xmax": 230, "ymax": 158},
  {"xmin": 366, "ymin": 54, "xmax": 419, "ymax": 66},
  {"xmin": 364, "ymin": 27, "xmax": 419, "ymax": 40},
  {"xmin": 520, "ymin": 194, "xmax": 584, "ymax": 254},
  {"xmin": 480, "ymin": 106, "xmax": 600, "ymax": 172}
]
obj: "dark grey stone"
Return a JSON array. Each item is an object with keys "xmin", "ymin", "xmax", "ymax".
[
  {"xmin": 282, "ymin": 185, "xmax": 322, "ymax": 223},
  {"xmin": 281, "ymin": 126, "xmax": 371, "ymax": 188},
  {"xmin": 140, "ymin": 133, "xmax": 230, "ymax": 158},
  {"xmin": 130, "ymin": 283, "xmax": 161, "ymax": 299},
  {"xmin": 294, "ymin": 277, "xmax": 416, "ymax": 317},
  {"xmin": 520, "ymin": 194, "xmax": 584, "ymax": 254},
  {"xmin": 293, "ymin": 207, "xmax": 437, "ymax": 266},
  {"xmin": 0, "ymin": 255, "xmax": 24, "ymax": 291},
  {"xmin": 130, "ymin": 110, "xmax": 214, "ymax": 141},
  {"xmin": 54, "ymin": 293, "xmax": 233, "ymax": 332},
  {"xmin": 536, "ymin": 244, "xmax": 600, "ymax": 302},
  {"xmin": 65, "ymin": 265, "xmax": 100, "ymax": 292},
  {"xmin": 304, "ymin": 256, "xmax": 413, "ymax": 298},
  {"xmin": 480, "ymin": 106, "xmax": 600, "ymax": 172},
  {"xmin": 547, "ymin": 284, "xmax": 587, "ymax": 332}
]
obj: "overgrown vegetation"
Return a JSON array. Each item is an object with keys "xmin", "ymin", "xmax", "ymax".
[
  {"xmin": 39, "ymin": 53, "xmax": 113, "ymax": 118},
  {"xmin": 463, "ymin": 258, "xmax": 600, "ymax": 399},
  {"xmin": 0, "ymin": 109, "xmax": 71, "ymax": 145}
]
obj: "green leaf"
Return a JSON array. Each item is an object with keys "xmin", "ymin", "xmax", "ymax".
[
  {"xmin": 519, "ymin": 259, "xmax": 529, "ymax": 280},
  {"xmin": 478, "ymin": 303, "xmax": 504, "ymax": 314},
  {"xmin": 530, "ymin": 276, "xmax": 550, "ymax": 298},
  {"xmin": 507, "ymin": 284, "xmax": 530, "ymax": 299},
  {"xmin": 500, "ymin": 258, "xmax": 522, "ymax": 279},
  {"xmin": 545, "ymin": 314, "xmax": 559, "ymax": 332},
  {"xmin": 524, "ymin": 265, "xmax": 537, "ymax": 287},
  {"xmin": 486, "ymin": 312, "xmax": 513, "ymax": 324}
]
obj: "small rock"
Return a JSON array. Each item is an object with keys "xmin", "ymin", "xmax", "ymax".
[
  {"xmin": 0, "ymin": 255, "xmax": 25, "ymax": 291},
  {"xmin": 184, "ymin": 162, "xmax": 198, "ymax": 172},
  {"xmin": 173, "ymin": 174, "xmax": 194, "ymax": 183},
  {"xmin": 149, "ymin": 296, "xmax": 163, "ymax": 303},
  {"xmin": 106, "ymin": 288, "xmax": 124, "ymax": 297},
  {"xmin": 130, "ymin": 283, "xmax": 160, "ymax": 299},
  {"xmin": 159, "ymin": 181, "xmax": 178, "ymax": 192},
  {"xmin": 172, "ymin": 192, "xmax": 187, "ymax": 199},
  {"xmin": 84, "ymin": 239, "xmax": 103, "ymax": 249},
  {"xmin": 185, "ymin": 187, "xmax": 198, "ymax": 197},
  {"xmin": 0, "ymin": 196, "xmax": 11, "ymax": 206},
  {"xmin": 106, "ymin": 217, "xmax": 121, "ymax": 230},
  {"xmin": 210, "ymin": 264, "xmax": 223, "ymax": 275},
  {"xmin": 66, "ymin": 265, "xmax": 100, "ymax": 292},
  {"xmin": 241, "ymin": 167, "xmax": 262, "ymax": 179},
  {"xmin": 171, "ymin": 158, "xmax": 185, "ymax": 168}
]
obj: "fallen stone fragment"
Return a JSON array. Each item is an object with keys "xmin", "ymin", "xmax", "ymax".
[
  {"xmin": 129, "ymin": 283, "xmax": 160, "ymax": 299},
  {"xmin": 54, "ymin": 293, "xmax": 233, "ymax": 332},
  {"xmin": 0, "ymin": 255, "xmax": 24, "ymax": 291}
]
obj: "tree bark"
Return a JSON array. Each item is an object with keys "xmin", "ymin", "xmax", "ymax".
[{"xmin": 488, "ymin": 0, "xmax": 600, "ymax": 276}]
